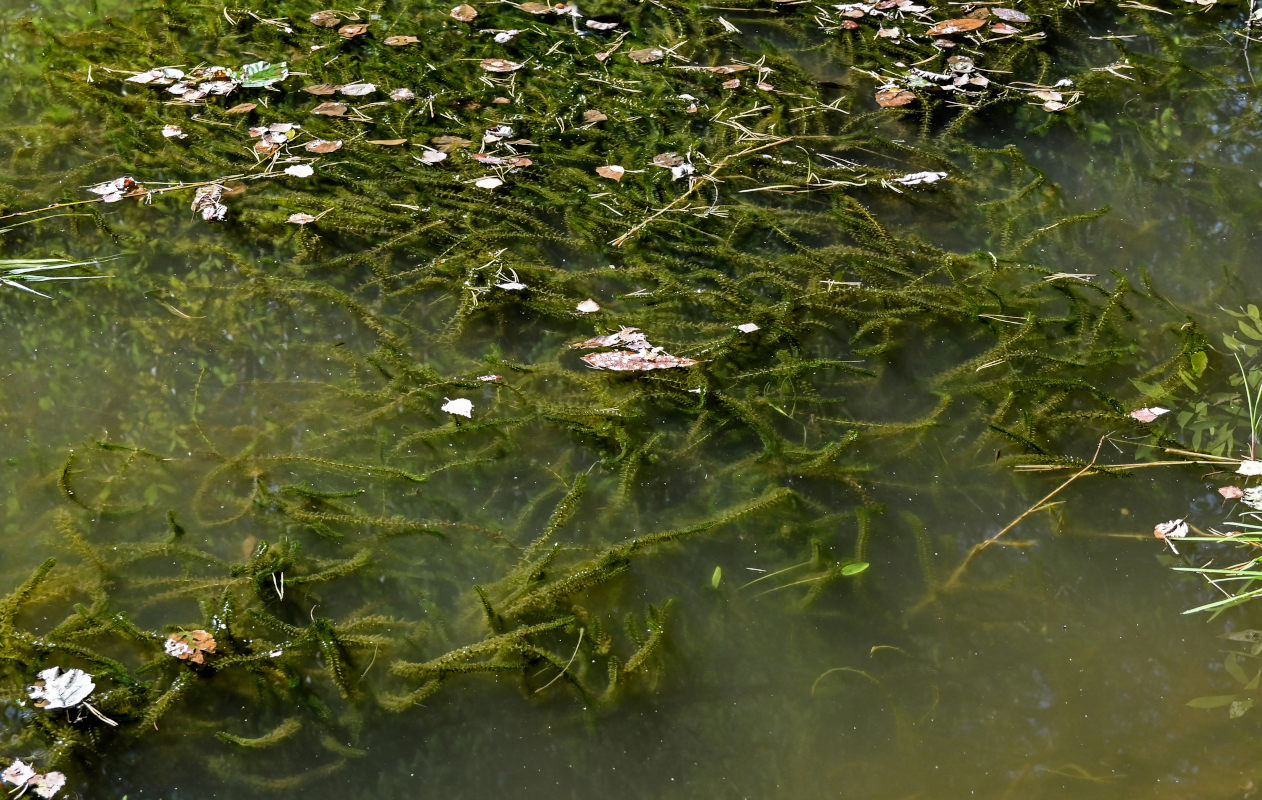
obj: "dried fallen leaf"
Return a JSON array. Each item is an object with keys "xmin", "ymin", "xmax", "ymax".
[
  {"xmin": 581, "ymin": 349, "xmax": 698, "ymax": 371},
  {"xmin": 721, "ymin": 78, "xmax": 740, "ymax": 89},
  {"xmin": 441, "ymin": 397, "xmax": 474, "ymax": 417},
  {"xmin": 627, "ymin": 47, "xmax": 665, "ymax": 63},
  {"xmin": 287, "ymin": 212, "xmax": 318, "ymax": 225},
  {"xmin": 165, "ymin": 629, "xmax": 217, "ymax": 664},
  {"xmin": 481, "ymin": 58, "xmax": 523, "ymax": 73},
  {"xmin": 384, "ymin": 34, "xmax": 420, "ymax": 45},
  {"xmin": 582, "ymin": 109, "xmax": 607, "ymax": 124},
  {"xmin": 586, "ymin": 19, "xmax": 619, "ymax": 30},
  {"xmin": 191, "ymin": 184, "xmax": 228, "ymax": 221},
  {"xmin": 304, "ymin": 138, "xmax": 343, "ymax": 154},
  {"xmin": 1128, "ymin": 406, "xmax": 1170, "ymax": 423},
  {"xmin": 474, "ymin": 176, "xmax": 504, "ymax": 189},
  {"xmin": 571, "ymin": 327, "xmax": 651, "ymax": 350},
  {"xmin": 652, "ymin": 152, "xmax": 685, "ymax": 167},
  {"xmin": 596, "ymin": 165, "xmax": 625, "ymax": 181},
  {"xmin": 876, "ymin": 87, "xmax": 916, "ymax": 107},
  {"xmin": 303, "ymin": 82, "xmax": 338, "ymax": 95},
  {"xmin": 27, "ymin": 667, "xmax": 95, "ymax": 709},
  {"xmin": 892, "ymin": 171, "xmax": 947, "ymax": 186},
  {"xmin": 432, "ymin": 135, "xmax": 472, "ymax": 151},
  {"xmin": 1221, "ymin": 485, "xmax": 1245, "ymax": 499},
  {"xmin": 88, "ymin": 175, "xmax": 146, "ymax": 203},
  {"xmin": 576, "ymin": 298, "xmax": 601, "ymax": 313},
  {"xmin": 735, "ymin": 322, "xmax": 760, "ymax": 333},
  {"xmin": 28, "ymin": 772, "xmax": 65, "ymax": 799},
  {"xmin": 225, "ymin": 102, "xmax": 257, "ymax": 114},
  {"xmin": 161, "ymin": 124, "xmax": 187, "ymax": 139},
  {"xmin": 338, "ymin": 23, "xmax": 370, "ymax": 37},
  {"xmin": 990, "ymin": 21, "xmax": 1021, "ymax": 34},
  {"xmin": 877, "ymin": 26, "xmax": 901, "ymax": 38},
  {"xmin": 390, "ymin": 87, "xmax": 416, "ymax": 101},
  {"xmin": 520, "ymin": 2, "xmax": 553, "ymax": 13},
  {"xmin": 309, "ymin": 9, "xmax": 341, "ymax": 27},
  {"xmin": 338, "ymin": 82, "xmax": 376, "ymax": 96},
  {"xmin": 991, "ymin": 7, "xmax": 1031, "ymax": 22},
  {"xmin": 367, "ymin": 138, "xmax": 408, "ymax": 145},
  {"xmin": 1153, "ymin": 519, "xmax": 1189, "ymax": 540},
  {"xmin": 418, "ymin": 148, "xmax": 448, "ymax": 164},
  {"xmin": 493, "ymin": 29, "xmax": 523, "ymax": 43},
  {"xmin": 284, "ymin": 164, "xmax": 315, "ymax": 178},
  {"xmin": 2, "ymin": 760, "xmax": 36, "ymax": 787},
  {"xmin": 310, "ymin": 102, "xmax": 349, "ymax": 116},
  {"xmin": 478, "ymin": 374, "xmax": 502, "ymax": 382},
  {"xmin": 925, "ymin": 17, "xmax": 986, "ymax": 35},
  {"xmin": 126, "ymin": 67, "xmax": 185, "ymax": 85},
  {"xmin": 1238, "ymin": 460, "xmax": 1262, "ymax": 476},
  {"xmin": 451, "ymin": 3, "xmax": 477, "ymax": 21}
]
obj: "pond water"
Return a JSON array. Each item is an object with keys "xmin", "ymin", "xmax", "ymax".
[{"xmin": 0, "ymin": 1, "xmax": 1260, "ymax": 798}]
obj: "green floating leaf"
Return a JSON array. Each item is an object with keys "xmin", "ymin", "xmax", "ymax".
[
  {"xmin": 236, "ymin": 61, "xmax": 288, "ymax": 88},
  {"xmin": 710, "ymin": 566, "xmax": 722, "ymax": 589},
  {"xmin": 840, "ymin": 561, "xmax": 869, "ymax": 576},
  {"xmin": 1186, "ymin": 694, "xmax": 1238, "ymax": 709}
]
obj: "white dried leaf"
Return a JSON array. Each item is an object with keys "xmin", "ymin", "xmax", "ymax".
[
  {"xmin": 1153, "ymin": 519, "xmax": 1188, "ymax": 540},
  {"xmin": 2, "ymin": 760, "xmax": 36, "ymax": 787},
  {"xmin": 338, "ymin": 82, "xmax": 376, "ymax": 96},
  {"xmin": 441, "ymin": 397, "xmax": 474, "ymax": 417},
  {"xmin": 1238, "ymin": 460, "xmax": 1262, "ymax": 476},
  {"xmin": 161, "ymin": 125, "xmax": 187, "ymax": 139},
  {"xmin": 892, "ymin": 171, "xmax": 947, "ymax": 185},
  {"xmin": 586, "ymin": 19, "xmax": 619, "ymax": 30},
  {"xmin": 287, "ymin": 213, "xmax": 318, "ymax": 225},
  {"xmin": 670, "ymin": 162, "xmax": 695, "ymax": 181},
  {"xmin": 496, "ymin": 280, "xmax": 527, "ymax": 290},
  {"xmin": 30, "ymin": 772, "xmax": 66, "ymax": 799},
  {"xmin": 390, "ymin": 87, "xmax": 416, "ymax": 101},
  {"xmin": 576, "ymin": 298, "xmax": 600, "ymax": 313},
  {"xmin": 418, "ymin": 148, "xmax": 448, "ymax": 164},
  {"xmin": 493, "ymin": 29, "xmax": 523, "ymax": 43},
  {"xmin": 1128, "ymin": 406, "xmax": 1170, "ymax": 423},
  {"xmin": 474, "ymin": 176, "xmax": 504, "ymax": 189},
  {"xmin": 735, "ymin": 322, "xmax": 760, "ymax": 333},
  {"xmin": 27, "ymin": 667, "xmax": 95, "ymax": 710},
  {"xmin": 284, "ymin": 164, "xmax": 315, "ymax": 178}
]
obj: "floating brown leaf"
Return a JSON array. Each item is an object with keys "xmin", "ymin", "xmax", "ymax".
[
  {"xmin": 652, "ymin": 152, "xmax": 684, "ymax": 167},
  {"xmin": 309, "ymin": 9, "xmax": 341, "ymax": 27},
  {"xmin": 303, "ymin": 83, "xmax": 338, "ymax": 95},
  {"xmin": 304, "ymin": 139, "xmax": 343, "ymax": 153},
  {"xmin": 925, "ymin": 18, "xmax": 986, "ymax": 35},
  {"xmin": 367, "ymin": 138, "xmax": 407, "ymax": 145},
  {"xmin": 580, "ymin": 349, "xmax": 698, "ymax": 371},
  {"xmin": 190, "ymin": 184, "xmax": 227, "ymax": 222},
  {"xmin": 225, "ymin": 102, "xmax": 257, "ymax": 114},
  {"xmin": 450, "ymin": 4, "xmax": 477, "ymax": 21},
  {"xmin": 875, "ymin": 87, "xmax": 915, "ymax": 107},
  {"xmin": 1220, "ymin": 485, "xmax": 1245, "ymax": 499},
  {"xmin": 571, "ymin": 327, "xmax": 651, "ymax": 350},
  {"xmin": 990, "ymin": 22, "xmax": 1020, "ymax": 34},
  {"xmin": 582, "ymin": 109, "xmax": 607, "ymax": 124},
  {"xmin": 596, "ymin": 165, "xmax": 625, "ymax": 181},
  {"xmin": 338, "ymin": 82, "xmax": 376, "ymax": 96},
  {"xmin": 520, "ymin": 1, "xmax": 553, "ymax": 13},
  {"xmin": 338, "ymin": 23, "xmax": 369, "ymax": 37},
  {"xmin": 165, "ymin": 629, "xmax": 217, "ymax": 664},
  {"xmin": 721, "ymin": 78, "xmax": 740, "ymax": 89},
  {"xmin": 706, "ymin": 64, "xmax": 749, "ymax": 74},
  {"xmin": 431, "ymin": 135, "xmax": 472, "ymax": 151},
  {"xmin": 310, "ymin": 102, "xmax": 348, "ymax": 116},
  {"xmin": 990, "ymin": 7, "xmax": 1031, "ymax": 22},
  {"xmin": 627, "ymin": 47, "xmax": 664, "ymax": 63},
  {"xmin": 384, "ymin": 34, "xmax": 420, "ymax": 45},
  {"xmin": 481, "ymin": 58, "xmax": 523, "ymax": 73}
]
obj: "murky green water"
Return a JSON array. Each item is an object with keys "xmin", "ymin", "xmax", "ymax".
[{"xmin": 1, "ymin": 1, "xmax": 1260, "ymax": 797}]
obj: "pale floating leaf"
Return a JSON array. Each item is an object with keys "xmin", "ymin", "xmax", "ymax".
[
  {"xmin": 474, "ymin": 176, "xmax": 504, "ymax": 189},
  {"xmin": 586, "ymin": 19, "xmax": 619, "ymax": 30},
  {"xmin": 284, "ymin": 164, "xmax": 315, "ymax": 178},
  {"xmin": 576, "ymin": 298, "xmax": 601, "ymax": 313},
  {"xmin": 892, "ymin": 171, "xmax": 947, "ymax": 186},
  {"xmin": 304, "ymin": 138, "xmax": 343, "ymax": 154},
  {"xmin": 706, "ymin": 64, "xmax": 748, "ymax": 74},
  {"xmin": 310, "ymin": 102, "xmax": 348, "ymax": 116},
  {"xmin": 990, "ymin": 7, "xmax": 1031, "ymax": 22},
  {"xmin": 580, "ymin": 348, "xmax": 698, "ymax": 371},
  {"xmin": 287, "ymin": 212, "xmax": 318, "ymax": 225},
  {"xmin": 876, "ymin": 87, "xmax": 916, "ymax": 107},
  {"xmin": 367, "ymin": 138, "xmax": 407, "ymax": 145},
  {"xmin": 431, "ymin": 135, "xmax": 471, "ymax": 151},
  {"xmin": 1128, "ymin": 406, "xmax": 1170, "ymax": 423},
  {"xmin": 596, "ymin": 165, "xmax": 625, "ymax": 181},
  {"xmin": 877, "ymin": 26, "xmax": 901, "ymax": 38},
  {"xmin": 29, "ymin": 772, "xmax": 66, "ymax": 799},
  {"xmin": 496, "ymin": 280, "xmax": 527, "ymax": 290},
  {"xmin": 418, "ymin": 148, "xmax": 448, "ymax": 164},
  {"xmin": 520, "ymin": 2, "xmax": 553, "ymax": 13},
  {"xmin": 450, "ymin": 4, "xmax": 477, "ymax": 21},
  {"xmin": 990, "ymin": 22, "xmax": 1021, "ymax": 34},
  {"xmin": 384, "ymin": 35, "xmax": 419, "ymax": 45},
  {"xmin": 1153, "ymin": 519, "xmax": 1188, "ymax": 540},
  {"xmin": 165, "ymin": 630, "xmax": 217, "ymax": 664},
  {"xmin": 1244, "ymin": 487, "xmax": 1262, "ymax": 509},
  {"xmin": 670, "ymin": 162, "xmax": 695, "ymax": 181},
  {"xmin": 309, "ymin": 9, "xmax": 341, "ymax": 27},
  {"xmin": 493, "ymin": 29, "xmax": 523, "ymax": 43},
  {"xmin": 1220, "ymin": 485, "xmax": 1245, "ymax": 499},
  {"xmin": 303, "ymin": 82, "xmax": 338, "ymax": 95},
  {"xmin": 161, "ymin": 124, "xmax": 187, "ymax": 139},
  {"xmin": 2, "ymin": 760, "xmax": 36, "ymax": 787},
  {"xmin": 628, "ymin": 47, "xmax": 664, "ymax": 63},
  {"xmin": 653, "ymin": 152, "xmax": 684, "ymax": 167},
  {"xmin": 127, "ymin": 67, "xmax": 185, "ymax": 85},
  {"xmin": 88, "ymin": 175, "xmax": 145, "ymax": 203},
  {"xmin": 481, "ymin": 58, "xmax": 523, "ymax": 73},
  {"xmin": 390, "ymin": 87, "xmax": 416, "ymax": 101},
  {"xmin": 27, "ymin": 666, "xmax": 95, "ymax": 710},
  {"xmin": 226, "ymin": 102, "xmax": 257, "ymax": 114},
  {"xmin": 925, "ymin": 17, "xmax": 986, "ymax": 35},
  {"xmin": 721, "ymin": 78, "xmax": 740, "ymax": 89},
  {"xmin": 735, "ymin": 322, "xmax": 760, "ymax": 333},
  {"xmin": 338, "ymin": 23, "xmax": 370, "ymax": 37},
  {"xmin": 338, "ymin": 82, "xmax": 376, "ymax": 96},
  {"xmin": 478, "ymin": 374, "xmax": 502, "ymax": 381},
  {"xmin": 1238, "ymin": 460, "xmax": 1262, "ymax": 476},
  {"xmin": 582, "ymin": 109, "xmax": 607, "ymax": 124},
  {"xmin": 441, "ymin": 397, "xmax": 474, "ymax": 418}
]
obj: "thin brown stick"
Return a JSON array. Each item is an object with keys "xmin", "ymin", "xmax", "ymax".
[{"xmin": 610, "ymin": 137, "xmax": 792, "ymax": 246}]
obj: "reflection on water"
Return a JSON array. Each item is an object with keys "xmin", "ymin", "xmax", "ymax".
[{"xmin": 0, "ymin": 2, "xmax": 1260, "ymax": 799}]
